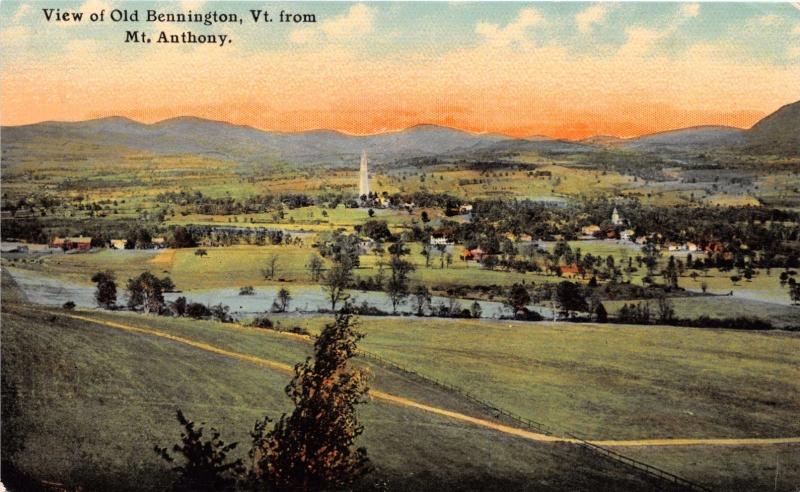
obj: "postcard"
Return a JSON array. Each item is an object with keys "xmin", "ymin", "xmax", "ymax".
[{"xmin": 1, "ymin": 2, "xmax": 799, "ymax": 491}]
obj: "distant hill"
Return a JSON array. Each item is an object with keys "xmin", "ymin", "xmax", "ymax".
[
  {"xmin": 0, "ymin": 117, "xmax": 517, "ymax": 167},
  {"xmin": 745, "ymin": 100, "xmax": 800, "ymax": 156},
  {"xmin": 578, "ymin": 135, "xmax": 626, "ymax": 148},
  {"xmin": 616, "ymin": 126, "xmax": 746, "ymax": 152}
]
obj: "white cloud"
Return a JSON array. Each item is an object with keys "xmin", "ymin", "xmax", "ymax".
[
  {"xmin": 289, "ymin": 4, "xmax": 374, "ymax": 44},
  {"xmin": 475, "ymin": 8, "xmax": 543, "ymax": 48},
  {"xmin": 576, "ymin": 4, "xmax": 610, "ymax": 34},
  {"xmin": 322, "ymin": 4, "xmax": 374, "ymax": 38},
  {"xmin": 618, "ymin": 26, "xmax": 670, "ymax": 57},
  {"xmin": 679, "ymin": 3, "xmax": 700, "ymax": 18},
  {"xmin": 12, "ymin": 4, "xmax": 31, "ymax": 22}
]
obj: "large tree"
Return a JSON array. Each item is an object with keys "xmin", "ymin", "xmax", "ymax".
[
  {"xmin": 247, "ymin": 311, "xmax": 371, "ymax": 490},
  {"xmin": 411, "ymin": 285, "xmax": 432, "ymax": 316},
  {"xmin": 554, "ymin": 281, "xmax": 588, "ymax": 319},
  {"xmin": 126, "ymin": 272, "xmax": 166, "ymax": 314},
  {"xmin": 306, "ymin": 254, "xmax": 325, "ymax": 282},
  {"xmin": 505, "ymin": 283, "xmax": 531, "ymax": 317},
  {"xmin": 323, "ymin": 261, "xmax": 353, "ymax": 312},
  {"xmin": 91, "ymin": 270, "xmax": 117, "ymax": 309},
  {"xmin": 386, "ymin": 256, "xmax": 415, "ymax": 314}
]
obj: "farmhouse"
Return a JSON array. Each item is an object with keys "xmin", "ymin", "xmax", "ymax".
[
  {"xmin": 581, "ymin": 224, "xmax": 601, "ymax": 237},
  {"xmin": 560, "ymin": 264, "xmax": 581, "ymax": 278},
  {"xmin": 152, "ymin": 237, "xmax": 167, "ymax": 248},
  {"xmin": 110, "ymin": 239, "xmax": 127, "ymax": 250},
  {"xmin": 50, "ymin": 237, "xmax": 92, "ymax": 251},
  {"xmin": 460, "ymin": 247, "xmax": 488, "ymax": 262},
  {"xmin": 429, "ymin": 235, "xmax": 453, "ymax": 246}
]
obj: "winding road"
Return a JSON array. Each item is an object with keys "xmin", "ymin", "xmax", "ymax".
[{"xmin": 28, "ymin": 307, "xmax": 800, "ymax": 449}]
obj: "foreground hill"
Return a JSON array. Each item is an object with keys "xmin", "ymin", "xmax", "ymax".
[{"xmin": 1, "ymin": 303, "xmax": 676, "ymax": 492}]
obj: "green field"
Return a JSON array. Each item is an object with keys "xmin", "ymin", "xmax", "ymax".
[{"xmin": 2, "ymin": 303, "xmax": 678, "ymax": 492}]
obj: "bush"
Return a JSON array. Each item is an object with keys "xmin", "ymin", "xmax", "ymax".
[
  {"xmin": 62, "ymin": 301, "xmax": 76, "ymax": 310},
  {"xmin": 250, "ymin": 315, "xmax": 273, "ymax": 329},
  {"xmin": 186, "ymin": 303, "xmax": 212, "ymax": 319},
  {"xmin": 155, "ymin": 410, "xmax": 243, "ymax": 492},
  {"xmin": 239, "ymin": 286, "xmax": 255, "ymax": 296}
]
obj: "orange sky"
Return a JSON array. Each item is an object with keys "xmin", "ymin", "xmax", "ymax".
[{"xmin": 2, "ymin": 3, "xmax": 799, "ymax": 139}]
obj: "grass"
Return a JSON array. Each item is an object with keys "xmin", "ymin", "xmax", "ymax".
[
  {"xmin": 278, "ymin": 316, "xmax": 800, "ymax": 443},
  {"xmin": 0, "ymin": 304, "xmax": 668, "ymax": 492},
  {"xmin": 603, "ymin": 296, "xmax": 800, "ymax": 329}
]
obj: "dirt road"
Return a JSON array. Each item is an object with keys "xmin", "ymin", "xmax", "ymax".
[{"xmin": 39, "ymin": 308, "xmax": 800, "ymax": 449}]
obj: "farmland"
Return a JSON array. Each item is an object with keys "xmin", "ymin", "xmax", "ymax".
[{"xmin": 2, "ymin": 103, "xmax": 800, "ymax": 491}]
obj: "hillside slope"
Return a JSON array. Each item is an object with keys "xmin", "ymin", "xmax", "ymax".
[{"xmin": 745, "ymin": 100, "xmax": 800, "ymax": 155}]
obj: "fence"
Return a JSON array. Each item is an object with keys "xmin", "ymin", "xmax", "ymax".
[{"xmin": 357, "ymin": 349, "xmax": 711, "ymax": 492}]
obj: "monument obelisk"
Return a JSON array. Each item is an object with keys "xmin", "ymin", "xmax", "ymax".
[{"xmin": 359, "ymin": 150, "xmax": 370, "ymax": 199}]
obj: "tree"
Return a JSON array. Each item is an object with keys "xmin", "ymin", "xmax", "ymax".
[
  {"xmin": 262, "ymin": 255, "xmax": 280, "ymax": 280},
  {"xmin": 272, "ymin": 288, "xmax": 292, "ymax": 313},
  {"xmin": 171, "ymin": 226, "xmax": 196, "ymax": 248},
  {"xmin": 700, "ymin": 281, "xmax": 708, "ymax": 294},
  {"xmin": 360, "ymin": 220, "xmax": 391, "ymax": 241},
  {"xmin": 155, "ymin": 409, "xmax": 244, "ymax": 492},
  {"xmin": 505, "ymin": 283, "xmax": 531, "ymax": 317},
  {"xmin": 194, "ymin": 248, "xmax": 208, "ymax": 258},
  {"xmin": 210, "ymin": 304, "xmax": 232, "ymax": 323},
  {"xmin": 161, "ymin": 276, "xmax": 176, "ymax": 293},
  {"xmin": 324, "ymin": 261, "xmax": 353, "ymax": 312},
  {"xmin": 656, "ymin": 296, "xmax": 675, "ymax": 323},
  {"xmin": 386, "ymin": 256, "xmax": 415, "ymax": 314},
  {"xmin": 421, "ymin": 245, "xmax": 432, "ymax": 268},
  {"xmin": 420, "ymin": 211, "xmax": 430, "ymax": 223},
  {"xmin": 91, "ymin": 270, "xmax": 117, "ymax": 309},
  {"xmin": 367, "ymin": 208, "xmax": 375, "ymax": 218},
  {"xmin": 126, "ymin": 272, "xmax": 166, "ymax": 314},
  {"xmin": 247, "ymin": 311, "xmax": 371, "ymax": 490},
  {"xmin": 554, "ymin": 281, "xmax": 588, "ymax": 319},
  {"xmin": 411, "ymin": 285, "xmax": 431, "ymax": 316},
  {"xmin": 790, "ymin": 283, "xmax": 800, "ymax": 306},
  {"xmin": 306, "ymin": 254, "xmax": 325, "ymax": 282},
  {"xmin": 171, "ymin": 296, "xmax": 188, "ymax": 316},
  {"xmin": 470, "ymin": 301, "xmax": 482, "ymax": 319},
  {"xmin": 595, "ymin": 303, "xmax": 608, "ymax": 323},
  {"xmin": 661, "ymin": 256, "xmax": 679, "ymax": 289}
]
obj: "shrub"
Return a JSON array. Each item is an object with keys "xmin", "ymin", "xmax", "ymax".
[
  {"xmin": 186, "ymin": 303, "xmax": 211, "ymax": 319},
  {"xmin": 155, "ymin": 410, "xmax": 243, "ymax": 492},
  {"xmin": 239, "ymin": 286, "xmax": 255, "ymax": 296},
  {"xmin": 250, "ymin": 315, "xmax": 273, "ymax": 329},
  {"xmin": 62, "ymin": 301, "xmax": 76, "ymax": 310}
]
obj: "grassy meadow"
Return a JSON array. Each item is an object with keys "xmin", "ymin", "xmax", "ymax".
[{"xmin": 2, "ymin": 303, "xmax": 677, "ymax": 492}]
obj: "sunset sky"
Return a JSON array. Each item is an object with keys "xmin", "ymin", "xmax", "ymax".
[{"xmin": 1, "ymin": 1, "xmax": 799, "ymax": 139}]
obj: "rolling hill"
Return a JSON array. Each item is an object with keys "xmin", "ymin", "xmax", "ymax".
[
  {"xmin": 614, "ymin": 126, "xmax": 746, "ymax": 152},
  {"xmin": 745, "ymin": 100, "xmax": 800, "ymax": 156},
  {"xmin": 0, "ymin": 117, "xmax": 517, "ymax": 167}
]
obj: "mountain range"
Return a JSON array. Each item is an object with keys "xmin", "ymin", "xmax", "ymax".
[{"xmin": 1, "ymin": 100, "xmax": 797, "ymax": 167}]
